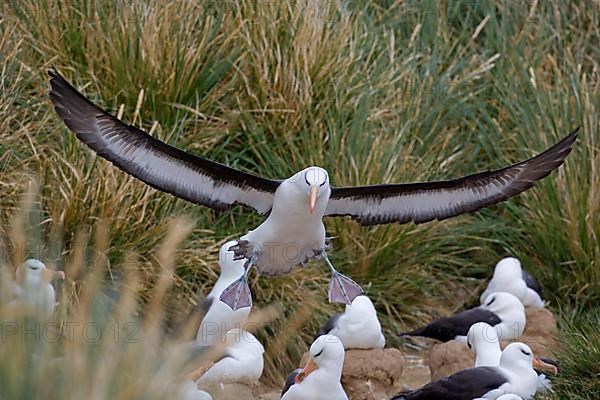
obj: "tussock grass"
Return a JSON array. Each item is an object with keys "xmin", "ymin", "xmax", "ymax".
[
  {"xmin": 551, "ymin": 310, "xmax": 600, "ymax": 399},
  {"xmin": 0, "ymin": 0, "xmax": 598, "ymax": 396},
  {"xmin": 0, "ymin": 190, "xmax": 279, "ymax": 399}
]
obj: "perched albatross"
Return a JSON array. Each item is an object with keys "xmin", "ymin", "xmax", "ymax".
[
  {"xmin": 467, "ymin": 322, "xmax": 559, "ymax": 392},
  {"xmin": 6, "ymin": 259, "xmax": 65, "ymax": 319},
  {"xmin": 196, "ymin": 242, "xmax": 251, "ymax": 345},
  {"xmin": 467, "ymin": 322, "xmax": 503, "ymax": 367},
  {"xmin": 48, "ymin": 69, "xmax": 579, "ymax": 310},
  {"xmin": 281, "ymin": 334, "xmax": 348, "ymax": 400},
  {"xmin": 480, "ymin": 257, "xmax": 545, "ymax": 308},
  {"xmin": 175, "ymin": 241, "xmax": 251, "ymax": 345},
  {"xmin": 392, "ymin": 342, "xmax": 556, "ymax": 400},
  {"xmin": 401, "ymin": 292, "xmax": 526, "ymax": 342},
  {"xmin": 315, "ymin": 295, "xmax": 385, "ymax": 349},
  {"xmin": 196, "ymin": 329, "xmax": 265, "ymax": 387}
]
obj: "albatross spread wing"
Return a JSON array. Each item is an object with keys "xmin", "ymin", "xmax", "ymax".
[
  {"xmin": 49, "ymin": 69, "xmax": 280, "ymax": 214},
  {"xmin": 326, "ymin": 128, "xmax": 578, "ymax": 225}
]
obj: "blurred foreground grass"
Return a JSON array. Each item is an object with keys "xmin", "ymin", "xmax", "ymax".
[{"xmin": 0, "ymin": 0, "xmax": 598, "ymax": 397}]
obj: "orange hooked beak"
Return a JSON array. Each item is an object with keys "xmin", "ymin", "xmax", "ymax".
[
  {"xmin": 43, "ymin": 268, "xmax": 65, "ymax": 282},
  {"xmin": 309, "ymin": 185, "xmax": 318, "ymax": 214},
  {"xmin": 295, "ymin": 357, "xmax": 318, "ymax": 383},
  {"xmin": 533, "ymin": 356, "xmax": 560, "ymax": 375}
]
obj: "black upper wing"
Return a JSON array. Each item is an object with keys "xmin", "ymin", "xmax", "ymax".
[
  {"xmin": 49, "ymin": 69, "xmax": 280, "ymax": 214},
  {"xmin": 401, "ymin": 307, "xmax": 502, "ymax": 342},
  {"xmin": 522, "ymin": 270, "xmax": 543, "ymax": 297},
  {"xmin": 392, "ymin": 366, "xmax": 507, "ymax": 400},
  {"xmin": 281, "ymin": 369, "xmax": 302, "ymax": 397},
  {"xmin": 326, "ymin": 129, "xmax": 578, "ymax": 225},
  {"xmin": 171, "ymin": 297, "xmax": 214, "ymax": 341},
  {"xmin": 315, "ymin": 313, "xmax": 342, "ymax": 340}
]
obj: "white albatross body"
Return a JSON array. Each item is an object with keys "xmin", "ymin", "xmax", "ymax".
[
  {"xmin": 195, "ymin": 242, "xmax": 251, "ymax": 346},
  {"xmin": 475, "ymin": 395, "xmax": 524, "ymax": 400},
  {"xmin": 281, "ymin": 335, "xmax": 348, "ymax": 400},
  {"xmin": 480, "ymin": 292, "xmax": 526, "ymax": 342},
  {"xmin": 480, "ymin": 258, "xmax": 544, "ymax": 308},
  {"xmin": 7, "ymin": 259, "xmax": 64, "ymax": 319},
  {"xmin": 468, "ymin": 322, "xmax": 502, "ymax": 367},
  {"xmin": 241, "ymin": 169, "xmax": 330, "ymax": 276},
  {"xmin": 197, "ymin": 330, "xmax": 264, "ymax": 387},
  {"xmin": 176, "ymin": 380, "xmax": 213, "ymax": 400},
  {"xmin": 318, "ymin": 295, "xmax": 385, "ymax": 349}
]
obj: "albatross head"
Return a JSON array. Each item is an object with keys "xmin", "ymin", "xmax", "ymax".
[
  {"xmin": 16, "ymin": 259, "xmax": 65, "ymax": 286},
  {"xmin": 288, "ymin": 167, "xmax": 330, "ymax": 214},
  {"xmin": 500, "ymin": 342, "xmax": 558, "ymax": 375},
  {"xmin": 493, "ymin": 257, "xmax": 523, "ymax": 280},
  {"xmin": 295, "ymin": 334, "xmax": 344, "ymax": 383},
  {"xmin": 345, "ymin": 295, "xmax": 376, "ymax": 316},
  {"xmin": 482, "ymin": 292, "xmax": 524, "ymax": 318},
  {"xmin": 482, "ymin": 292, "xmax": 525, "ymax": 340}
]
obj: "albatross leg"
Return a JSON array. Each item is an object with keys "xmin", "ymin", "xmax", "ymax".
[
  {"xmin": 219, "ymin": 254, "xmax": 256, "ymax": 311},
  {"xmin": 320, "ymin": 251, "xmax": 363, "ymax": 305}
]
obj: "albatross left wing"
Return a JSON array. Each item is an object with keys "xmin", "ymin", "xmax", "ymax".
[
  {"xmin": 49, "ymin": 69, "xmax": 280, "ymax": 214},
  {"xmin": 326, "ymin": 128, "xmax": 578, "ymax": 225}
]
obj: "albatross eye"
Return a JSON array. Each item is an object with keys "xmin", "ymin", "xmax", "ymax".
[
  {"xmin": 521, "ymin": 349, "xmax": 531, "ymax": 356},
  {"xmin": 314, "ymin": 348, "xmax": 324, "ymax": 358},
  {"xmin": 486, "ymin": 297, "xmax": 496, "ymax": 306},
  {"xmin": 467, "ymin": 341, "xmax": 472, "ymax": 349}
]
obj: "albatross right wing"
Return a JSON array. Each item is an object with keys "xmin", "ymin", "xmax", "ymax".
[
  {"xmin": 49, "ymin": 69, "xmax": 280, "ymax": 215},
  {"xmin": 326, "ymin": 128, "xmax": 578, "ymax": 225}
]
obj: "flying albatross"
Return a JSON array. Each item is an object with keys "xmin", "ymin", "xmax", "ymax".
[{"xmin": 48, "ymin": 69, "xmax": 579, "ymax": 310}]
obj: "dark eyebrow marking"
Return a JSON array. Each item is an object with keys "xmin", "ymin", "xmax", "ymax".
[
  {"xmin": 314, "ymin": 348, "xmax": 324, "ymax": 357},
  {"xmin": 305, "ymin": 172, "xmax": 310, "ymax": 185}
]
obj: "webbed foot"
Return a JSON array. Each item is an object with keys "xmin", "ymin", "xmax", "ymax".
[
  {"xmin": 328, "ymin": 271, "xmax": 364, "ymax": 305},
  {"xmin": 219, "ymin": 276, "xmax": 253, "ymax": 310}
]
